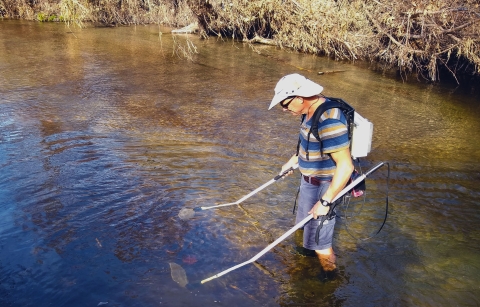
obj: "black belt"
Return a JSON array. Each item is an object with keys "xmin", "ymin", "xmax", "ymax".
[{"xmin": 303, "ymin": 175, "xmax": 329, "ymax": 186}]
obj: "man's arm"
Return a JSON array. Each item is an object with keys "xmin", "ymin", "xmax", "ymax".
[{"xmin": 309, "ymin": 147, "xmax": 354, "ymax": 218}]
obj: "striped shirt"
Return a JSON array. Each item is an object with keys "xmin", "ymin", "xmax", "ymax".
[{"xmin": 298, "ymin": 104, "xmax": 350, "ymax": 180}]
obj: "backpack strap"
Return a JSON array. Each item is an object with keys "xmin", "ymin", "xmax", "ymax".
[
  {"xmin": 295, "ymin": 114, "xmax": 306, "ymax": 157},
  {"xmin": 296, "ymin": 98, "xmax": 354, "ymax": 160},
  {"xmin": 309, "ymin": 100, "xmax": 345, "ymax": 157}
]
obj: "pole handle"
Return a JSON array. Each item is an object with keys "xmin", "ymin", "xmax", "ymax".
[{"xmin": 274, "ymin": 164, "xmax": 299, "ymax": 180}]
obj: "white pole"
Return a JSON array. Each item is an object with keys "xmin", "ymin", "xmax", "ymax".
[
  {"xmin": 199, "ymin": 164, "xmax": 299, "ymax": 211},
  {"xmin": 200, "ymin": 162, "xmax": 385, "ymax": 284}
]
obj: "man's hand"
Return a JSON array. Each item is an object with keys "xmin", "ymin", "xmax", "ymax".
[
  {"xmin": 280, "ymin": 154, "xmax": 299, "ymax": 178},
  {"xmin": 308, "ymin": 201, "xmax": 331, "ymax": 219}
]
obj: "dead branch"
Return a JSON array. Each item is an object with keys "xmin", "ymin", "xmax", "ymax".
[
  {"xmin": 245, "ymin": 35, "xmax": 277, "ymax": 46},
  {"xmin": 364, "ymin": 9, "xmax": 424, "ymax": 54}
]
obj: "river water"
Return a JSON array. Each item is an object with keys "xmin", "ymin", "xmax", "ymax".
[{"xmin": 1, "ymin": 20, "xmax": 479, "ymax": 306}]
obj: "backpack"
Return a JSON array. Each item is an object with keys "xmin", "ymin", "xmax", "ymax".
[{"xmin": 295, "ymin": 97, "xmax": 373, "ymax": 160}]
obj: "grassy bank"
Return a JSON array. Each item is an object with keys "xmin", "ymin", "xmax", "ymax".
[
  {"xmin": 1, "ymin": 0, "xmax": 479, "ymax": 83},
  {"xmin": 0, "ymin": 0, "xmax": 196, "ymax": 27}
]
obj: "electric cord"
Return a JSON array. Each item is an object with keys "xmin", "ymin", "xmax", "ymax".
[
  {"xmin": 292, "ymin": 159, "xmax": 391, "ymax": 241},
  {"xmin": 343, "ymin": 160, "xmax": 390, "ymax": 241}
]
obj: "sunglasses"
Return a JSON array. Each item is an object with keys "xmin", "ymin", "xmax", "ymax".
[{"xmin": 280, "ymin": 96, "xmax": 296, "ymax": 109}]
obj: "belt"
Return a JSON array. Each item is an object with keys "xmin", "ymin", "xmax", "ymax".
[{"xmin": 303, "ymin": 175, "xmax": 330, "ymax": 186}]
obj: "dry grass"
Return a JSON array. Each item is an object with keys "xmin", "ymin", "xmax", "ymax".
[
  {"xmin": 59, "ymin": 0, "xmax": 90, "ymax": 27},
  {"xmin": 0, "ymin": 0, "xmax": 196, "ymax": 27},
  {"xmin": 1, "ymin": 0, "xmax": 478, "ymax": 81},
  {"xmin": 187, "ymin": 0, "xmax": 480, "ymax": 82}
]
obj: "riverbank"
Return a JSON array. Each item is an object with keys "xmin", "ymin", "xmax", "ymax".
[{"xmin": 1, "ymin": 0, "xmax": 479, "ymax": 84}]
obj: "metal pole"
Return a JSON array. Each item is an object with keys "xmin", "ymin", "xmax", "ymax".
[
  {"xmin": 200, "ymin": 162, "xmax": 386, "ymax": 284},
  {"xmin": 196, "ymin": 164, "xmax": 299, "ymax": 211}
]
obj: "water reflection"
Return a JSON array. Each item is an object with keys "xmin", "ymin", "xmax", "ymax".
[{"xmin": 0, "ymin": 19, "xmax": 479, "ymax": 306}]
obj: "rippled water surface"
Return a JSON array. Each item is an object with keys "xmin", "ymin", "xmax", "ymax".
[{"xmin": 1, "ymin": 20, "xmax": 479, "ymax": 306}]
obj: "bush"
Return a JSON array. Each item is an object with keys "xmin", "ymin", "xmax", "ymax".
[
  {"xmin": 187, "ymin": 0, "xmax": 480, "ymax": 82},
  {"xmin": 0, "ymin": 0, "xmax": 196, "ymax": 27}
]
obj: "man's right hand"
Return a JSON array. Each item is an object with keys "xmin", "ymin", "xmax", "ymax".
[{"xmin": 280, "ymin": 154, "xmax": 299, "ymax": 178}]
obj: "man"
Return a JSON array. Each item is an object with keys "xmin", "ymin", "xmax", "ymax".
[{"xmin": 268, "ymin": 73, "xmax": 354, "ymax": 276}]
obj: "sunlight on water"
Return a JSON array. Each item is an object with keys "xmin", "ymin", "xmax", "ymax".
[{"xmin": 0, "ymin": 19, "xmax": 479, "ymax": 306}]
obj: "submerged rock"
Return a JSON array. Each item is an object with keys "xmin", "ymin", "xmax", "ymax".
[
  {"xmin": 169, "ymin": 262, "xmax": 188, "ymax": 288},
  {"xmin": 178, "ymin": 208, "xmax": 195, "ymax": 220},
  {"xmin": 182, "ymin": 255, "xmax": 198, "ymax": 265}
]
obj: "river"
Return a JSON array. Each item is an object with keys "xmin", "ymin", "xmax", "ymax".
[{"xmin": 1, "ymin": 19, "xmax": 479, "ymax": 306}]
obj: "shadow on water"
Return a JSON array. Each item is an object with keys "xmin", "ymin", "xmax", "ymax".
[{"xmin": 1, "ymin": 19, "xmax": 479, "ymax": 306}]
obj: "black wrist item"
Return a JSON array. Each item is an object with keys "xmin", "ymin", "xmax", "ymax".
[{"xmin": 320, "ymin": 198, "xmax": 331, "ymax": 207}]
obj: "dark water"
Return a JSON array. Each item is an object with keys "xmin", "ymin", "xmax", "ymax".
[{"xmin": 1, "ymin": 20, "xmax": 479, "ymax": 306}]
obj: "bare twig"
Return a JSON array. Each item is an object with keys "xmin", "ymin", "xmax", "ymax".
[
  {"xmin": 441, "ymin": 18, "xmax": 480, "ymax": 35},
  {"xmin": 365, "ymin": 10, "xmax": 424, "ymax": 54}
]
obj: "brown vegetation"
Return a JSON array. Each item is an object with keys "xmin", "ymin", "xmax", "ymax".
[
  {"xmin": 1, "ymin": 0, "xmax": 479, "ymax": 82},
  {"xmin": 188, "ymin": 0, "xmax": 480, "ymax": 82},
  {"xmin": 0, "ymin": 0, "xmax": 196, "ymax": 27}
]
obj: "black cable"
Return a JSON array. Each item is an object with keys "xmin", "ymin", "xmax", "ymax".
[
  {"xmin": 343, "ymin": 161, "xmax": 390, "ymax": 241},
  {"xmin": 291, "ymin": 159, "xmax": 390, "ymax": 241}
]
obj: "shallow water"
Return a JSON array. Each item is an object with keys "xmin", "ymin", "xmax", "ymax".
[{"xmin": 0, "ymin": 20, "xmax": 479, "ymax": 306}]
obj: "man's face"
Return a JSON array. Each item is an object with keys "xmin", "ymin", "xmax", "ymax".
[{"xmin": 281, "ymin": 96, "xmax": 302, "ymax": 115}]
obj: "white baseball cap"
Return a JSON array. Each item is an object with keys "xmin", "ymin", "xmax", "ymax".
[{"xmin": 268, "ymin": 73, "xmax": 324, "ymax": 110}]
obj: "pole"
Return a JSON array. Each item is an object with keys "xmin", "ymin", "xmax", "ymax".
[
  {"xmin": 196, "ymin": 164, "xmax": 299, "ymax": 211},
  {"xmin": 200, "ymin": 161, "xmax": 386, "ymax": 284}
]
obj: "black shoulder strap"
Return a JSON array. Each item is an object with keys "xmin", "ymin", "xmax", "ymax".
[
  {"xmin": 312, "ymin": 98, "xmax": 355, "ymax": 140},
  {"xmin": 296, "ymin": 98, "xmax": 355, "ymax": 159},
  {"xmin": 296, "ymin": 114, "xmax": 306, "ymax": 157},
  {"xmin": 310, "ymin": 100, "xmax": 343, "ymax": 141}
]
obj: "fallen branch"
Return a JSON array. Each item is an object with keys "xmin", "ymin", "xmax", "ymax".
[
  {"xmin": 245, "ymin": 35, "xmax": 277, "ymax": 46},
  {"xmin": 317, "ymin": 70, "xmax": 346, "ymax": 75},
  {"xmin": 171, "ymin": 22, "xmax": 199, "ymax": 34}
]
